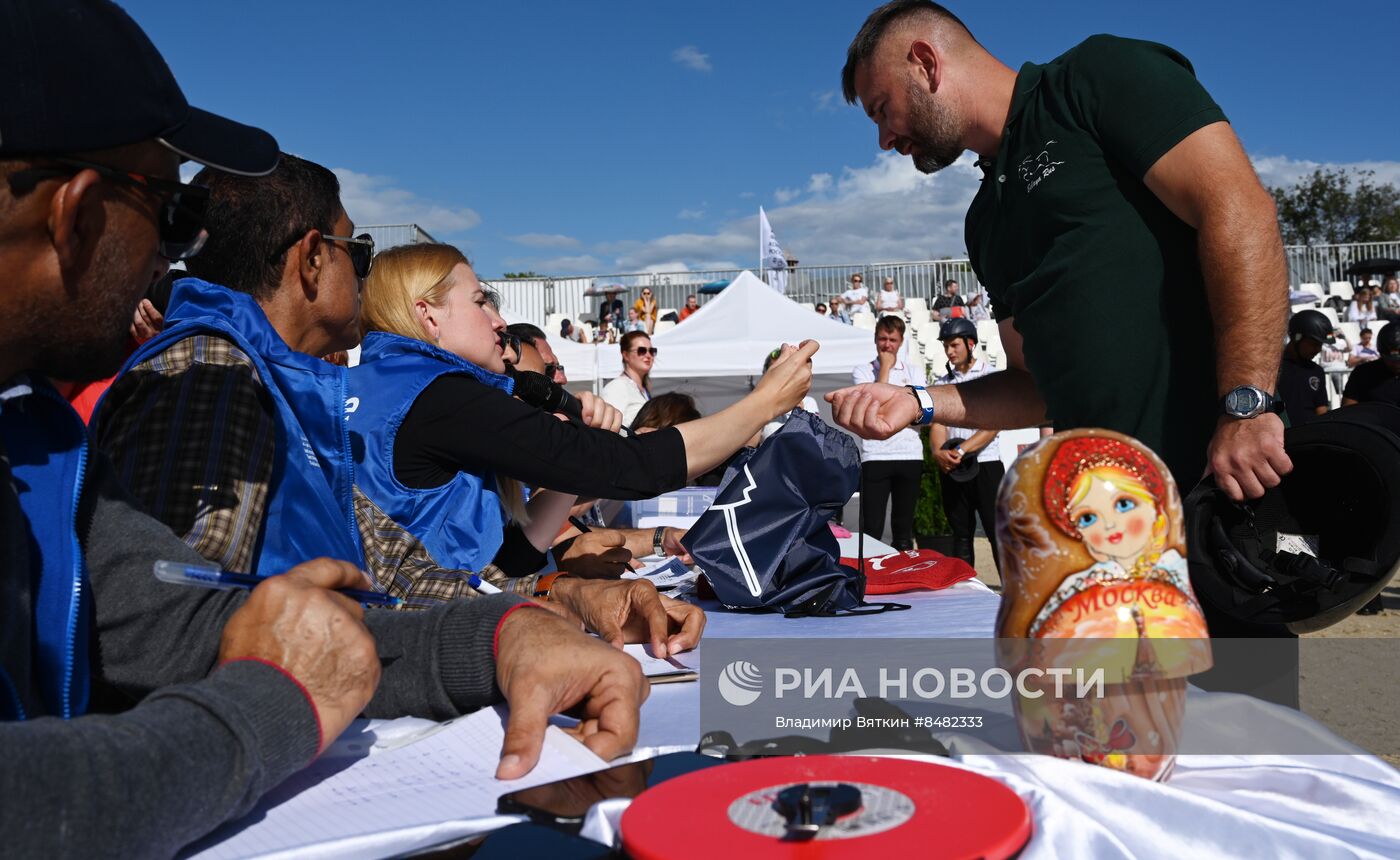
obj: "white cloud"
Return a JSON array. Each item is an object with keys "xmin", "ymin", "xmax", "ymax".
[
  {"xmin": 677, "ymin": 207, "xmax": 706, "ymax": 220},
  {"xmin": 333, "ymin": 167, "xmax": 481, "ymax": 234},
  {"xmin": 672, "ymin": 45, "xmax": 712, "ymax": 73},
  {"xmin": 738, "ymin": 190, "xmax": 755, "ymax": 199},
  {"xmin": 807, "ymin": 172, "xmax": 833, "ymax": 194},
  {"xmin": 509, "ymin": 232, "xmax": 581, "ymax": 249},
  {"xmin": 773, "ymin": 187, "xmax": 801, "ymax": 204},
  {"xmin": 505, "ymin": 254, "xmax": 606, "ymax": 274},
  {"xmin": 812, "ymin": 90, "xmax": 841, "ymax": 113},
  {"xmin": 1251, "ymin": 154, "xmax": 1400, "ymax": 190}
]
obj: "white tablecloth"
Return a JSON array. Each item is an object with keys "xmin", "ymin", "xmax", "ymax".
[{"xmin": 201, "ymin": 581, "xmax": 1400, "ymax": 859}]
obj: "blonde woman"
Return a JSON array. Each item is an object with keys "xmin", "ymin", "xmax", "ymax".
[{"xmin": 348, "ymin": 244, "xmax": 819, "ymax": 649}]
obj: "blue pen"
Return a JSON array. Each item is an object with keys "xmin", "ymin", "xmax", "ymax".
[
  {"xmin": 467, "ymin": 573, "xmax": 502, "ymax": 594},
  {"xmin": 154, "ymin": 560, "xmax": 402, "ymax": 608}
]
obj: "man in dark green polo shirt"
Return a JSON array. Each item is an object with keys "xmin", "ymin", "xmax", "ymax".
[{"xmin": 825, "ymin": 0, "xmax": 1292, "ymax": 503}]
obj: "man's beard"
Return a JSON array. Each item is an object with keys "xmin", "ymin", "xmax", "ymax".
[
  {"xmin": 34, "ymin": 239, "xmax": 146, "ymax": 382},
  {"xmin": 905, "ymin": 79, "xmax": 966, "ymax": 175}
]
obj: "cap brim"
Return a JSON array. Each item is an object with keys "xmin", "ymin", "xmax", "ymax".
[{"xmin": 157, "ymin": 107, "xmax": 279, "ymax": 177}]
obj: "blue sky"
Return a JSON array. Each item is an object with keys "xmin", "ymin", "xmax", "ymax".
[{"xmin": 130, "ymin": 0, "xmax": 1399, "ymax": 277}]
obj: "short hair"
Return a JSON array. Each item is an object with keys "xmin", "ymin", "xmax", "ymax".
[
  {"xmin": 842, "ymin": 1, "xmax": 972, "ymax": 104},
  {"xmin": 620, "ymin": 330, "xmax": 651, "ymax": 354},
  {"xmin": 875, "ymin": 315, "xmax": 906, "ymax": 337},
  {"xmin": 508, "ymin": 322, "xmax": 547, "ymax": 345},
  {"xmin": 944, "ymin": 279, "xmax": 958, "ymax": 288},
  {"xmin": 633, "ymin": 392, "xmax": 701, "ymax": 432},
  {"xmin": 1361, "ymin": 327, "xmax": 1373, "ymax": 335},
  {"xmin": 185, "ymin": 153, "xmax": 342, "ymax": 300}
]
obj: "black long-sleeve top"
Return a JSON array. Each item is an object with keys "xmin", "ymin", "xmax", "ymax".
[{"xmin": 394, "ymin": 375, "xmax": 688, "ymax": 496}]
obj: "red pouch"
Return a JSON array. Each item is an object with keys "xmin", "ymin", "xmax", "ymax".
[{"xmin": 840, "ymin": 549, "xmax": 978, "ymax": 594}]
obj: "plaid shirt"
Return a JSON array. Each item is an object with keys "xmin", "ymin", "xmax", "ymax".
[{"xmin": 94, "ymin": 333, "xmax": 537, "ymax": 606}]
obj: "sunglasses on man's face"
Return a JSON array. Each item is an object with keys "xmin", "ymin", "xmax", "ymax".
[
  {"xmin": 631, "ymin": 346, "xmax": 659, "ymax": 356},
  {"xmin": 321, "ymin": 233, "xmax": 375, "ymax": 280},
  {"xmin": 9, "ymin": 157, "xmax": 210, "ymax": 260},
  {"xmin": 543, "ymin": 362, "xmax": 565, "ymax": 378}
]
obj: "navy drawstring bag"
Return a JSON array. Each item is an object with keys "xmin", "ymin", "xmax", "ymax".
[{"xmin": 681, "ymin": 409, "xmax": 907, "ymax": 617}]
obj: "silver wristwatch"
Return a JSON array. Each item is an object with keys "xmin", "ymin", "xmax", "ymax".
[{"xmin": 1220, "ymin": 385, "xmax": 1283, "ymax": 419}]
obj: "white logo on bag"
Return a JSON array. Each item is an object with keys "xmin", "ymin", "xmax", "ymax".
[
  {"xmin": 717, "ymin": 660, "xmax": 764, "ymax": 706},
  {"xmin": 711, "ymin": 464, "xmax": 763, "ymax": 597}
]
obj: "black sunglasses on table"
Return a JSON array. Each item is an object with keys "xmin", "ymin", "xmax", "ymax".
[{"xmin": 7, "ymin": 156, "xmax": 210, "ymax": 260}]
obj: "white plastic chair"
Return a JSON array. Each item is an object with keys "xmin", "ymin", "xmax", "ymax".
[
  {"xmin": 904, "ymin": 297, "xmax": 929, "ymax": 318},
  {"xmin": 852, "ymin": 313, "xmax": 877, "ymax": 330},
  {"xmin": 1337, "ymin": 321, "xmax": 1362, "ymax": 346},
  {"xmin": 1328, "ymin": 281, "xmax": 1355, "ymax": 302},
  {"xmin": 1317, "ymin": 306, "xmax": 1341, "ymax": 329},
  {"xmin": 652, "ymin": 320, "xmax": 676, "ymax": 334},
  {"xmin": 1298, "ymin": 283, "xmax": 1326, "ymax": 300}
]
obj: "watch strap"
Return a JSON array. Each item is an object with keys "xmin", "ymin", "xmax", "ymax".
[
  {"xmin": 906, "ymin": 385, "xmax": 935, "ymax": 426},
  {"xmin": 534, "ymin": 572, "xmax": 570, "ymax": 598},
  {"xmin": 652, "ymin": 526, "xmax": 666, "ymax": 557}
]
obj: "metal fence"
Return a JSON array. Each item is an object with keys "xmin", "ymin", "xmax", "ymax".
[
  {"xmin": 378, "ymin": 228, "xmax": 1399, "ymax": 327},
  {"xmin": 1283, "ymin": 240, "xmax": 1400, "ymax": 288},
  {"xmin": 361, "ymin": 224, "xmax": 438, "ymax": 253},
  {"xmin": 485, "ymin": 260, "xmax": 989, "ymax": 327}
]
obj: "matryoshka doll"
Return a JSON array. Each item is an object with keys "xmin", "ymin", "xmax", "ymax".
[{"xmin": 995, "ymin": 429, "xmax": 1212, "ymax": 781}]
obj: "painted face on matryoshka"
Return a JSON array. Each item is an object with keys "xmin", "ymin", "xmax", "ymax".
[{"xmin": 1068, "ymin": 469, "xmax": 1162, "ymax": 566}]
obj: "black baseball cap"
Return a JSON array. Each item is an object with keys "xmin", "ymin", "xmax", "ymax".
[{"xmin": 0, "ymin": 0, "xmax": 278, "ymax": 175}]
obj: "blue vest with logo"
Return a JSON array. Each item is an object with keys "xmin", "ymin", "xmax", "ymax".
[
  {"xmin": 116, "ymin": 279, "xmax": 364, "ymax": 574},
  {"xmin": 347, "ymin": 332, "xmax": 514, "ymax": 572},
  {"xmin": 0, "ymin": 378, "xmax": 93, "ymax": 720}
]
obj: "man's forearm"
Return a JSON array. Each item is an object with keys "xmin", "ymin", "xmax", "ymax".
[
  {"xmin": 930, "ymin": 368, "xmax": 1047, "ymax": 429},
  {"xmin": 1198, "ymin": 193, "xmax": 1289, "ymax": 395},
  {"xmin": 1, "ymin": 662, "xmax": 318, "ymax": 858}
]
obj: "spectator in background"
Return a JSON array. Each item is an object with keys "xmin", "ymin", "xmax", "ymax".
[
  {"xmin": 1276, "ymin": 310, "xmax": 1332, "ymax": 426},
  {"xmin": 633, "ymin": 287, "xmax": 659, "ymax": 333},
  {"xmin": 930, "ymin": 318, "xmax": 1002, "ymax": 570},
  {"xmin": 1349, "ymin": 328, "xmax": 1380, "ymax": 367},
  {"xmin": 1347, "ymin": 285, "xmax": 1379, "ymax": 325},
  {"xmin": 633, "ymin": 391, "xmax": 702, "ymax": 432},
  {"xmin": 815, "ymin": 302, "xmax": 829, "ymax": 316},
  {"xmin": 679, "ymin": 294, "xmax": 700, "ymax": 322},
  {"xmin": 852, "ymin": 316, "xmax": 926, "ymax": 550},
  {"xmin": 875, "ymin": 276, "xmax": 904, "ymax": 315},
  {"xmin": 602, "ymin": 331, "xmax": 656, "ymax": 426},
  {"xmin": 966, "ymin": 292, "xmax": 991, "ymax": 322},
  {"xmin": 508, "ymin": 322, "xmax": 566, "ymax": 383},
  {"xmin": 1377, "ymin": 276, "xmax": 1400, "ymax": 322},
  {"xmin": 561, "ymin": 318, "xmax": 589, "ymax": 343},
  {"xmin": 829, "ymin": 293, "xmax": 851, "ymax": 324},
  {"xmin": 932, "ymin": 279, "xmax": 965, "ymax": 319},
  {"xmin": 841, "ymin": 273, "xmax": 872, "ymax": 319},
  {"xmin": 623, "ymin": 307, "xmax": 648, "ymax": 333}
]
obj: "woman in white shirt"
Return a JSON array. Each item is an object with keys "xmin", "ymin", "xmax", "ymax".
[
  {"xmin": 601, "ymin": 330, "xmax": 656, "ymax": 426},
  {"xmin": 875, "ymin": 277, "xmax": 904, "ymax": 314},
  {"xmin": 1347, "ymin": 286, "xmax": 1379, "ymax": 325},
  {"xmin": 841, "ymin": 273, "xmax": 871, "ymax": 317}
]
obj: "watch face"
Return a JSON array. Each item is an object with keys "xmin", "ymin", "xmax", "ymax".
[{"xmin": 1226, "ymin": 387, "xmax": 1263, "ymax": 416}]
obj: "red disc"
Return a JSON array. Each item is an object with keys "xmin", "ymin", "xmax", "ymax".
[{"xmin": 620, "ymin": 755, "xmax": 1032, "ymax": 860}]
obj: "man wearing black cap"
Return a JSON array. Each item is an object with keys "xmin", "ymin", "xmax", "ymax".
[
  {"xmin": 0, "ymin": 3, "xmax": 645, "ymax": 855},
  {"xmin": 1276, "ymin": 310, "xmax": 1333, "ymax": 426}
]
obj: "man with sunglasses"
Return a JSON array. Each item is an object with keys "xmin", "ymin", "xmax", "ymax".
[{"xmin": 508, "ymin": 322, "xmax": 568, "ymax": 383}]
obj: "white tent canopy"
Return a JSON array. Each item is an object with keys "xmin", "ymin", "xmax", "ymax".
[{"xmin": 545, "ymin": 271, "xmax": 876, "ymax": 384}]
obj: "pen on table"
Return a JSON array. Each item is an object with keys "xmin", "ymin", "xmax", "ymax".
[
  {"xmin": 154, "ymin": 560, "xmax": 402, "ymax": 608},
  {"xmin": 568, "ymin": 516, "xmax": 593, "ymax": 534},
  {"xmin": 466, "ymin": 573, "xmax": 502, "ymax": 594}
]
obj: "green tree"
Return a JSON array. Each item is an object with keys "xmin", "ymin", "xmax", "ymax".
[
  {"xmin": 912, "ymin": 431, "xmax": 951, "ymax": 539},
  {"xmin": 502, "ymin": 271, "xmax": 543, "ymax": 279},
  {"xmin": 1269, "ymin": 168, "xmax": 1400, "ymax": 245}
]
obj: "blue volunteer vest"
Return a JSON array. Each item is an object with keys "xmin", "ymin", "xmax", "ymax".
[
  {"xmin": 0, "ymin": 378, "xmax": 93, "ymax": 720},
  {"xmin": 347, "ymin": 332, "xmax": 514, "ymax": 572},
  {"xmin": 115, "ymin": 279, "xmax": 364, "ymax": 574}
]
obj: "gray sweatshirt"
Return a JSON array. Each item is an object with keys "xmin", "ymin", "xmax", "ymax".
[{"xmin": 0, "ymin": 448, "xmax": 528, "ymax": 858}]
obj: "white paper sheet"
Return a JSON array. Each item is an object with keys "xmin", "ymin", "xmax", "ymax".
[
  {"xmin": 184, "ymin": 706, "xmax": 607, "ymax": 860},
  {"xmin": 624, "ymin": 643, "xmax": 697, "ymax": 681}
]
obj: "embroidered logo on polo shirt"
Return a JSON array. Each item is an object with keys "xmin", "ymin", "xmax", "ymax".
[{"xmin": 1018, "ymin": 140, "xmax": 1066, "ymax": 194}]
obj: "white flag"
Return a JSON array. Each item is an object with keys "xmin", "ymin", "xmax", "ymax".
[{"xmin": 758, "ymin": 207, "xmax": 788, "ymax": 294}]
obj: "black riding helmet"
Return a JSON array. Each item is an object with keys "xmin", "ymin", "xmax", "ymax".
[
  {"xmin": 1287, "ymin": 309, "xmax": 1336, "ymax": 345},
  {"xmin": 938, "ymin": 318, "xmax": 978, "ymax": 343},
  {"xmin": 1185, "ymin": 403, "xmax": 1400, "ymax": 633},
  {"xmin": 1380, "ymin": 322, "xmax": 1400, "ymax": 358}
]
